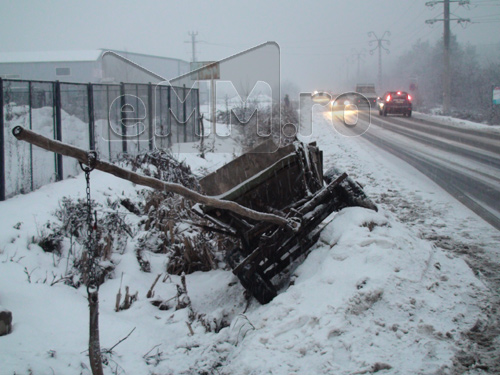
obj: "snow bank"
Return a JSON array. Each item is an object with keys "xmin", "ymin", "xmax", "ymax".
[
  {"xmin": 217, "ymin": 207, "xmax": 484, "ymax": 374},
  {"xmin": 3, "ymin": 104, "xmax": 90, "ymax": 198},
  {"xmin": 414, "ymin": 111, "xmax": 500, "ymax": 133}
]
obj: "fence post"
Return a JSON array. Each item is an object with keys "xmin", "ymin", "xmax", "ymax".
[
  {"xmin": 87, "ymin": 83, "xmax": 95, "ymax": 150},
  {"xmin": 135, "ymin": 84, "xmax": 140, "ymax": 153},
  {"xmin": 0, "ymin": 78, "xmax": 5, "ymax": 201},
  {"xmin": 183, "ymin": 84, "xmax": 187, "ymax": 142},
  {"xmin": 28, "ymin": 81, "xmax": 33, "ymax": 192},
  {"xmin": 158, "ymin": 87, "xmax": 163, "ymax": 149},
  {"xmin": 106, "ymin": 85, "xmax": 112, "ymax": 161},
  {"xmin": 148, "ymin": 82, "xmax": 153, "ymax": 151},
  {"xmin": 54, "ymin": 81, "xmax": 63, "ymax": 181},
  {"xmin": 196, "ymin": 87, "xmax": 201, "ymax": 138},
  {"xmin": 167, "ymin": 86, "xmax": 172, "ymax": 148},
  {"xmin": 120, "ymin": 82, "xmax": 127, "ymax": 153}
]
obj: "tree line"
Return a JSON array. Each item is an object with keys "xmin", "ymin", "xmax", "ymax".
[{"xmin": 390, "ymin": 35, "xmax": 500, "ymax": 124}]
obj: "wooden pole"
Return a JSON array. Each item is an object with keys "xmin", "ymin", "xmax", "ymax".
[
  {"xmin": 0, "ymin": 78, "xmax": 4, "ymax": 201},
  {"xmin": 53, "ymin": 81, "xmax": 63, "ymax": 181},
  {"xmin": 12, "ymin": 126, "xmax": 289, "ymax": 227},
  {"xmin": 88, "ymin": 290, "xmax": 104, "ymax": 375}
]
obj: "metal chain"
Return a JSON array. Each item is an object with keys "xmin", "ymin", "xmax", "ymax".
[{"xmin": 80, "ymin": 151, "xmax": 98, "ymax": 291}]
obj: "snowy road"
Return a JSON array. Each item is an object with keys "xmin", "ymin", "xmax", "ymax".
[{"xmin": 344, "ymin": 110, "xmax": 500, "ymax": 231}]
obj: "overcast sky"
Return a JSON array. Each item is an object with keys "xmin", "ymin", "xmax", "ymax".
[{"xmin": 1, "ymin": 0, "xmax": 498, "ymax": 92}]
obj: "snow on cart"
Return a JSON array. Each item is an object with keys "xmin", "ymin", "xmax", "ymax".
[
  {"xmin": 12, "ymin": 126, "xmax": 376, "ymax": 304},
  {"xmin": 195, "ymin": 139, "xmax": 377, "ymax": 303}
]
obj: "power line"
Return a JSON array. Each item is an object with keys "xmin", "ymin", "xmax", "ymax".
[
  {"xmin": 391, "ymin": 26, "xmax": 438, "ymax": 54},
  {"xmin": 385, "ymin": 0, "xmax": 422, "ymax": 31},
  {"xmin": 470, "ymin": 12, "xmax": 500, "ymax": 18},
  {"xmin": 472, "ymin": 0, "xmax": 500, "ymax": 4}
]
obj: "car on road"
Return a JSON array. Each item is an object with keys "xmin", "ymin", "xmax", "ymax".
[
  {"xmin": 311, "ymin": 90, "xmax": 332, "ymax": 105},
  {"xmin": 377, "ymin": 91, "xmax": 412, "ymax": 117},
  {"xmin": 355, "ymin": 84, "xmax": 378, "ymax": 108},
  {"xmin": 330, "ymin": 92, "xmax": 353, "ymax": 110}
]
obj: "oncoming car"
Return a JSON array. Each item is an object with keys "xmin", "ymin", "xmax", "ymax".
[
  {"xmin": 311, "ymin": 90, "xmax": 332, "ymax": 105},
  {"xmin": 330, "ymin": 93, "xmax": 353, "ymax": 110},
  {"xmin": 329, "ymin": 93, "xmax": 359, "ymax": 127},
  {"xmin": 378, "ymin": 91, "xmax": 413, "ymax": 117}
]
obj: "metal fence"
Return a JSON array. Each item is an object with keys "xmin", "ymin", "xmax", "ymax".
[{"xmin": 0, "ymin": 78, "xmax": 200, "ymax": 201}]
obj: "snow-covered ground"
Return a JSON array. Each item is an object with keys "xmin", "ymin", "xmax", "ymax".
[
  {"xmin": 0, "ymin": 110, "xmax": 498, "ymax": 374},
  {"xmin": 414, "ymin": 111, "xmax": 500, "ymax": 134}
]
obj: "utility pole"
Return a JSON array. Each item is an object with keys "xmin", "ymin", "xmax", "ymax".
[
  {"xmin": 351, "ymin": 49, "xmax": 366, "ymax": 82},
  {"xmin": 425, "ymin": 0, "xmax": 470, "ymax": 114},
  {"xmin": 444, "ymin": 0, "xmax": 451, "ymax": 114},
  {"xmin": 368, "ymin": 31, "xmax": 390, "ymax": 92},
  {"xmin": 187, "ymin": 31, "xmax": 198, "ymax": 62}
]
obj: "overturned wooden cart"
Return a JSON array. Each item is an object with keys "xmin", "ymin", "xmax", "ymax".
[
  {"xmin": 12, "ymin": 126, "xmax": 376, "ymax": 304},
  {"xmin": 195, "ymin": 140, "xmax": 377, "ymax": 304}
]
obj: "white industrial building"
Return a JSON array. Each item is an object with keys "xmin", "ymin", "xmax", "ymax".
[{"xmin": 0, "ymin": 49, "xmax": 190, "ymax": 84}]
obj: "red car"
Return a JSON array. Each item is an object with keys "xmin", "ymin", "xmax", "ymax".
[{"xmin": 378, "ymin": 91, "xmax": 413, "ymax": 117}]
